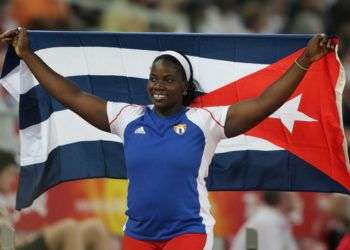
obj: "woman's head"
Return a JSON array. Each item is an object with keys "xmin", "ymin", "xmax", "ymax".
[{"xmin": 148, "ymin": 51, "xmax": 196, "ymax": 115}]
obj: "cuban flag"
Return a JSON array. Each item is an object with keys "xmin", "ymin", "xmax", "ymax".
[{"xmin": 0, "ymin": 31, "xmax": 348, "ymax": 210}]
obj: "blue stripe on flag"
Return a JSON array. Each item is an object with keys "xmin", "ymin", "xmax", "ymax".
[
  {"xmin": 28, "ymin": 32, "xmax": 310, "ymax": 64},
  {"xmin": 16, "ymin": 141, "xmax": 126, "ymax": 209},
  {"xmin": 210, "ymin": 150, "xmax": 349, "ymax": 193},
  {"xmin": 19, "ymin": 76, "xmax": 150, "ymax": 129},
  {"xmin": 1, "ymin": 46, "xmax": 20, "ymax": 78},
  {"xmin": 16, "ymin": 144, "xmax": 348, "ymax": 209}
]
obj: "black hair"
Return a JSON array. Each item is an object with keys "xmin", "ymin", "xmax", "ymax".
[
  {"xmin": 262, "ymin": 191, "xmax": 282, "ymax": 207},
  {"xmin": 0, "ymin": 150, "xmax": 16, "ymax": 174},
  {"xmin": 152, "ymin": 53, "xmax": 197, "ymax": 106}
]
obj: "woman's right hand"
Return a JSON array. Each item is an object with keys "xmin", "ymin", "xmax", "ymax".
[{"xmin": 0, "ymin": 27, "xmax": 33, "ymax": 59}]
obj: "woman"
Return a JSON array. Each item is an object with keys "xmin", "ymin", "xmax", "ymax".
[{"xmin": 0, "ymin": 28, "xmax": 334, "ymax": 250}]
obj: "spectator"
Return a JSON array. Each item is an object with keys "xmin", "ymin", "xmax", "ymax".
[
  {"xmin": 263, "ymin": 0, "xmax": 287, "ymax": 33},
  {"xmin": 9, "ymin": 0, "xmax": 72, "ymax": 29},
  {"xmin": 195, "ymin": 0, "xmax": 245, "ymax": 33},
  {"xmin": 100, "ymin": 0, "xmax": 189, "ymax": 32},
  {"xmin": 230, "ymin": 191, "xmax": 299, "ymax": 250},
  {"xmin": 321, "ymin": 194, "xmax": 350, "ymax": 250},
  {"xmin": 283, "ymin": 0, "xmax": 325, "ymax": 34},
  {"xmin": 0, "ymin": 150, "xmax": 110, "ymax": 250},
  {"xmin": 240, "ymin": 1, "xmax": 270, "ymax": 33}
]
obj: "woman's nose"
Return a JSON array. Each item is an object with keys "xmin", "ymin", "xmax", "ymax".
[{"xmin": 152, "ymin": 80, "xmax": 166, "ymax": 89}]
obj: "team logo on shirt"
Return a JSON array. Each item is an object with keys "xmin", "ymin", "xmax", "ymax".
[{"xmin": 173, "ymin": 124, "xmax": 187, "ymax": 135}]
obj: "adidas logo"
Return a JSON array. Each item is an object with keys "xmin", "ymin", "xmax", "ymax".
[{"xmin": 134, "ymin": 126, "xmax": 146, "ymax": 134}]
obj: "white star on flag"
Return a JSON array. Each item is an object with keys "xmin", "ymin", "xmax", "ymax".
[{"xmin": 269, "ymin": 94, "xmax": 317, "ymax": 133}]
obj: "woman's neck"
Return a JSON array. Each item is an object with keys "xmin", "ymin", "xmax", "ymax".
[{"xmin": 154, "ymin": 104, "xmax": 184, "ymax": 117}]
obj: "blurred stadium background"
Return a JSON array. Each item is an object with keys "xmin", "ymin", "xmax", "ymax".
[{"xmin": 0, "ymin": 0, "xmax": 349, "ymax": 249}]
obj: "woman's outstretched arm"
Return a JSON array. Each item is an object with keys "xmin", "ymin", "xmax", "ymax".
[
  {"xmin": 0, "ymin": 28, "xmax": 110, "ymax": 132},
  {"xmin": 224, "ymin": 34, "xmax": 334, "ymax": 138}
]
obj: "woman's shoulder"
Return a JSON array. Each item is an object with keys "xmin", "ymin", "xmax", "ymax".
[
  {"xmin": 187, "ymin": 106, "xmax": 228, "ymax": 122},
  {"xmin": 107, "ymin": 101, "xmax": 146, "ymax": 126},
  {"xmin": 108, "ymin": 101, "xmax": 146, "ymax": 113}
]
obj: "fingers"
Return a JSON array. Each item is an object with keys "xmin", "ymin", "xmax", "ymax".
[
  {"xmin": 317, "ymin": 33, "xmax": 335, "ymax": 51},
  {"xmin": 0, "ymin": 28, "xmax": 19, "ymax": 40},
  {"xmin": 0, "ymin": 36, "xmax": 15, "ymax": 46},
  {"xmin": 1, "ymin": 38, "xmax": 13, "ymax": 42},
  {"xmin": 0, "ymin": 27, "xmax": 29, "ymax": 53},
  {"xmin": 327, "ymin": 39, "xmax": 335, "ymax": 50},
  {"xmin": 318, "ymin": 34, "xmax": 327, "ymax": 46},
  {"xmin": 0, "ymin": 27, "xmax": 27, "ymax": 44}
]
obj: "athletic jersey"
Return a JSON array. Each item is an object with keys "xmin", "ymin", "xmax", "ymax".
[{"xmin": 107, "ymin": 102, "xmax": 229, "ymax": 241}]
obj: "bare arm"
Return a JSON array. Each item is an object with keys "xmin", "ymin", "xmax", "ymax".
[
  {"xmin": 224, "ymin": 34, "xmax": 334, "ymax": 138},
  {"xmin": 0, "ymin": 28, "xmax": 110, "ymax": 132}
]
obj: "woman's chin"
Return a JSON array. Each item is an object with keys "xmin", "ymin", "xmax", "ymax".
[
  {"xmin": 152, "ymin": 99, "xmax": 169, "ymax": 108},
  {"xmin": 153, "ymin": 104, "xmax": 170, "ymax": 112}
]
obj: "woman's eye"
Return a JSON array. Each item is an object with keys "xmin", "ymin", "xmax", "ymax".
[{"xmin": 166, "ymin": 79, "xmax": 174, "ymax": 83}]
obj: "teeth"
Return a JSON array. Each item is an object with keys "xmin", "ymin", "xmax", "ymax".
[{"xmin": 153, "ymin": 94, "xmax": 166, "ymax": 99}]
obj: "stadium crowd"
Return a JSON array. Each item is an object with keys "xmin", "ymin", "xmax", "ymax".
[{"xmin": 0, "ymin": 0, "xmax": 349, "ymax": 250}]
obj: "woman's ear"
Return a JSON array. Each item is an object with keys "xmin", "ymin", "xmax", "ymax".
[{"xmin": 183, "ymin": 82, "xmax": 188, "ymax": 96}]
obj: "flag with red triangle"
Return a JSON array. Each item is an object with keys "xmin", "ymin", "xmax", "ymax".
[{"xmin": 0, "ymin": 32, "xmax": 348, "ymax": 209}]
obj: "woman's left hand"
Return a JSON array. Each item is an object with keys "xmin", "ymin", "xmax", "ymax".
[{"xmin": 302, "ymin": 33, "xmax": 335, "ymax": 63}]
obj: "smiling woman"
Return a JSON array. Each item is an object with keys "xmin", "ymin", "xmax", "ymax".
[
  {"xmin": 0, "ymin": 27, "xmax": 335, "ymax": 250},
  {"xmin": 148, "ymin": 51, "xmax": 195, "ymax": 116}
]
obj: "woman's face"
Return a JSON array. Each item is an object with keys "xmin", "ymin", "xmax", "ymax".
[{"xmin": 148, "ymin": 59, "xmax": 186, "ymax": 115}]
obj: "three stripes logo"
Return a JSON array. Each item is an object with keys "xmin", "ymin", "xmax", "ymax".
[{"xmin": 134, "ymin": 126, "xmax": 146, "ymax": 134}]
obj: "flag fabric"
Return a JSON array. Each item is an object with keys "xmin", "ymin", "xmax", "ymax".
[{"xmin": 0, "ymin": 31, "xmax": 348, "ymax": 210}]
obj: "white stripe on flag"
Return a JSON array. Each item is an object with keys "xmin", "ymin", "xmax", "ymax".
[
  {"xmin": 15, "ymin": 47, "xmax": 267, "ymax": 96},
  {"xmin": 20, "ymin": 110, "xmax": 121, "ymax": 166},
  {"xmin": 0, "ymin": 66, "xmax": 21, "ymax": 101},
  {"xmin": 20, "ymin": 110, "xmax": 282, "ymax": 167},
  {"xmin": 216, "ymin": 136, "xmax": 282, "ymax": 153}
]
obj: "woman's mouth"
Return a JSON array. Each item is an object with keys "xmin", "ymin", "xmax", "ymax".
[{"xmin": 153, "ymin": 94, "xmax": 167, "ymax": 100}]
